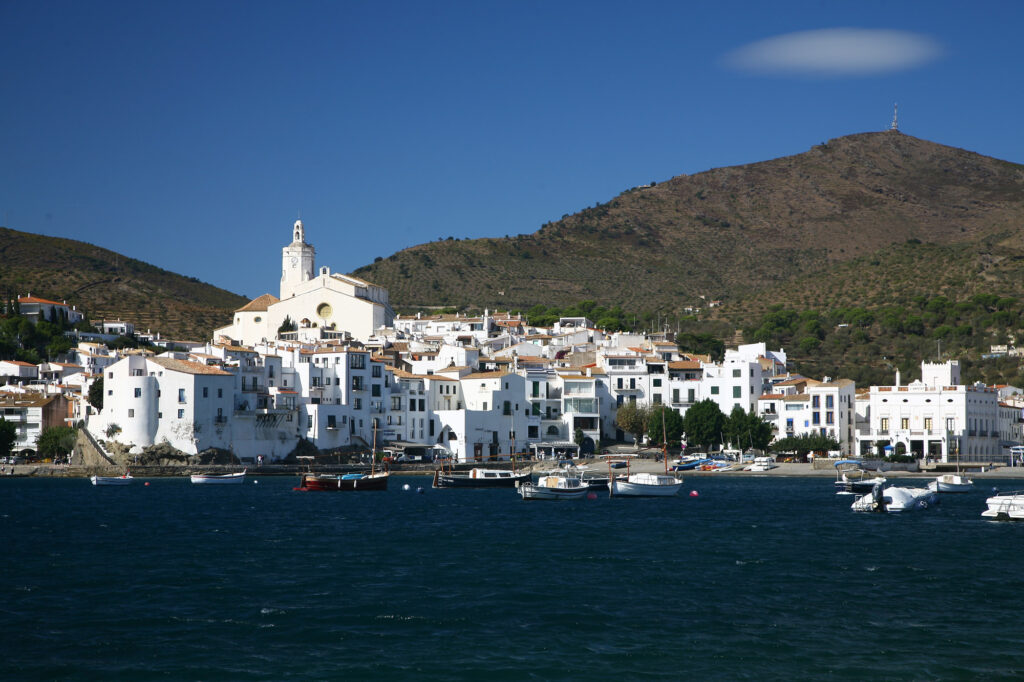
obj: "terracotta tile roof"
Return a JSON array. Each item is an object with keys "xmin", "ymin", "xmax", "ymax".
[
  {"xmin": 758, "ymin": 393, "xmax": 785, "ymax": 400},
  {"xmin": 668, "ymin": 361, "xmax": 701, "ymax": 370},
  {"xmin": 235, "ymin": 293, "xmax": 279, "ymax": 312},
  {"xmin": 149, "ymin": 357, "xmax": 233, "ymax": 376},
  {"xmin": 2, "ymin": 360, "xmax": 37, "ymax": 367},
  {"xmin": 461, "ymin": 371, "xmax": 509, "ymax": 380},
  {"xmin": 19, "ymin": 296, "xmax": 68, "ymax": 305}
]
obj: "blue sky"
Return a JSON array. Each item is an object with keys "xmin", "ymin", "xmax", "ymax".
[{"xmin": 2, "ymin": 1, "xmax": 1022, "ymax": 301}]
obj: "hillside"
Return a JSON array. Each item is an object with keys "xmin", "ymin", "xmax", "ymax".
[
  {"xmin": 0, "ymin": 227, "xmax": 246, "ymax": 340},
  {"xmin": 352, "ymin": 131, "xmax": 1024, "ymax": 313}
]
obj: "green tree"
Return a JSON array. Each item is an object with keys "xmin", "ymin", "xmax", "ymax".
[
  {"xmin": 770, "ymin": 433, "xmax": 839, "ymax": 457},
  {"xmin": 723, "ymin": 406, "xmax": 774, "ymax": 452},
  {"xmin": 681, "ymin": 399, "xmax": 725, "ymax": 450},
  {"xmin": 88, "ymin": 377, "xmax": 104, "ymax": 410},
  {"xmin": 278, "ymin": 316, "xmax": 296, "ymax": 334},
  {"xmin": 615, "ymin": 401, "xmax": 650, "ymax": 446},
  {"xmin": 36, "ymin": 426, "xmax": 77, "ymax": 459},
  {"xmin": 573, "ymin": 427, "xmax": 585, "ymax": 447},
  {"xmin": 645, "ymin": 405, "xmax": 685, "ymax": 446},
  {"xmin": 0, "ymin": 418, "xmax": 17, "ymax": 458},
  {"xmin": 676, "ymin": 332, "xmax": 725, "ymax": 362}
]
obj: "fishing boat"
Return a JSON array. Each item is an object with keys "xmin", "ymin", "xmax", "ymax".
[
  {"xmin": 608, "ymin": 411, "xmax": 683, "ymax": 497},
  {"xmin": 190, "ymin": 469, "xmax": 247, "ymax": 485},
  {"xmin": 981, "ymin": 490, "xmax": 1024, "ymax": 520},
  {"xmin": 833, "ymin": 460, "xmax": 886, "ymax": 495},
  {"xmin": 432, "ymin": 466, "xmax": 531, "ymax": 488},
  {"xmin": 294, "ymin": 421, "xmax": 390, "ymax": 491},
  {"xmin": 296, "ymin": 470, "xmax": 390, "ymax": 491},
  {"xmin": 851, "ymin": 483, "xmax": 938, "ymax": 513},
  {"xmin": 90, "ymin": 473, "xmax": 133, "ymax": 486},
  {"xmin": 928, "ymin": 473, "xmax": 974, "ymax": 493},
  {"xmin": 517, "ymin": 472, "xmax": 588, "ymax": 500}
]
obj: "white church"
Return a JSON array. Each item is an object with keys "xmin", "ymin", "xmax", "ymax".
[{"xmin": 213, "ymin": 220, "xmax": 394, "ymax": 346}]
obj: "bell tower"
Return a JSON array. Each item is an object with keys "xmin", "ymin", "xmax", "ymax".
[{"xmin": 281, "ymin": 219, "xmax": 316, "ymax": 298}]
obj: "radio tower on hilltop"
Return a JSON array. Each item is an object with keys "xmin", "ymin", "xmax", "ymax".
[{"xmin": 890, "ymin": 102, "xmax": 899, "ymax": 131}]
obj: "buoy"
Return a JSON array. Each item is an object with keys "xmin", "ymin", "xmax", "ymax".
[
  {"xmin": 253, "ymin": 480, "xmax": 258, "ymax": 485},
  {"xmin": 144, "ymin": 482, "xmax": 150, "ymax": 487},
  {"xmin": 689, "ymin": 490, "xmax": 699, "ymax": 497},
  {"xmin": 416, "ymin": 487, "xmax": 424, "ymax": 494},
  {"xmin": 586, "ymin": 491, "xmax": 597, "ymax": 500},
  {"xmin": 403, "ymin": 483, "xmax": 411, "ymax": 491}
]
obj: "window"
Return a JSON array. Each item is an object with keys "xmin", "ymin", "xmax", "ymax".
[
  {"xmin": 503, "ymin": 401, "xmax": 511, "ymax": 416},
  {"xmin": 653, "ymin": 394, "xmax": 662, "ymax": 404},
  {"xmin": 350, "ymin": 354, "xmax": 366, "ymax": 369},
  {"xmin": 391, "ymin": 396, "xmax": 402, "ymax": 410},
  {"xmin": 617, "ymin": 378, "xmax": 623, "ymax": 389},
  {"xmin": 629, "ymin": 378, "xmax": 636, "ymax": 390},
  {"xmin": 673, "ymin": 389, "xmax": 679, "ymax": 403},
  {"xmin": 128, "ymin": 409, "xmax": 134, "ymax": 418},
  {"xmin": 203, "ymin": 387, "xmax": 209, "ymax": 398},
  {"xmin": 372, "ymin": 365, "xmax": 382, "ymax": 378},
  {"xmin": 307, "ymin": 415, "xmax": 313, "ymax": 428},
  {"xmin": 732, "ymin": 369, "xmax": 741, "ymax": 378},
  {"xmin": 429, "ymin": 420, "xmax": 435, "ymax": 436},
  {"xmin": 825, "ymin": 395, "xmax": 834, "ymax": 409},
  {"xmin": 946, "ymin": 417, "xmax": 954, "ymax": 432},
  {"xmin": 924, "ymin": 417, "xmax": 933, "ymax": 431},
  {"xmin": 327, "ymin": 415, "xmax": 336, "ymax": 428},
  {"xmin": 108, "ymin": 372, "xmax": 113, "ymax": 379},
  {"xmin": 826, "ymin": 411, "xmax": 834, "ymax": 425},
  {"xmin": 134, "ymin": 388, "xmax": 141, "ymax": 398},
  {"xmin": 786, "ymin": 418, "xmax": 794, "ymax": 432},
  {"xmin": 352, "ymin": 376, "xmax": 364, "ymax": 391},
  {"xmin": 687, "ymin": 388, "xmax": 695, "ymax": 403},
  {"xmin": 177, "ymin": 409, "xmax": 185, "ymax": 419},
  {"xmin": 711, "ymin": 386, "xmax": 719, "ymax": 395},
  {"xmin": 178, "ymin": 389, "xmax": 186, "ymax": 403},
  {"xmin": 353, "ymin": 398, "xmax": 362, "ymax": 409},
  {"xmin": 812, "ymin": 412, "xmax": 820, "ymax": 425},
  {"xmin": 901, "ymin": 417, "xmax": 909, "ymax": 430},
  {"xmin": 733, "ymin": 386, "xmax": 741, "ymax": 398},
  {"xmin": 811, "ymin": 395, "xmax": 820, "ymax": 408},
  {"xmin": 217, "ymin": 388, "xmax": 223, "ymax": 398},
  {"xmin": 371, "ymin": 384, "xmax": 381, "ymax": 397},
  {"xmin": 881, "ymin": 417, "xmax": 890, "ymax": 432},
  {"xmin": 653, "ymin": 378, "xmax": 662, "ymax": 387}
]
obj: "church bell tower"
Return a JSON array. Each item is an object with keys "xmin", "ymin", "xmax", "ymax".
[{"xmin": 281, "ymin": 219, "xmax": 315, "ymax": 299}]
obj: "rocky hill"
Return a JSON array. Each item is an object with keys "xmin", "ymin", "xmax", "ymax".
[
  {"xmin": 0, "ymin": 227, "xmax": 246, "ymax": 340},
  {"xmin": 352, "ymin": 131, "xmax": 1024, "ymax": 313}
]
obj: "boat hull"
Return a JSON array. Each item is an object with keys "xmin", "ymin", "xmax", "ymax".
[
  {"xmin": 191, "ymin": 470, "xmax": 247, "ymax": 485},
  {"xmin": 297, "ymin": 473, "xmax": 389, "ymax": 491},
  {"xmin": 928, "ymin": 475, "xmax": 973, "ymax": 493},
  {"xmin": 432, "ymin": 470, "xmax": 532, "ymax": 488},
  {"xmin": 982, "ymin": 491, "xmax": 1024, "ymax": 520},
  {"xmin": 852, "ymin": 486, "xmax": 937, "ymax": 513},
  {"xmin": 91, "ymin": 475, "xmax": 133, "ymax": 486},
  {"xmin": 609, "ymin": 474, "xmax": 683, "ymax": 497},
  {"xmin": 518, "ymin": 483, "xmax": 588, "ymax": 500}
]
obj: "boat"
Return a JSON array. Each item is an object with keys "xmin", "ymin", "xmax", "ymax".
[
  {"xmin": 746, "ymin": 456, "xmax": 777, "ymax": 472},
  {"xmin": 571, "ymin": 465, "xmax": 610, "ymax": 490},
  {"xmin": 190, "ymin": 469, "xmax": 247, "ymax": 485},
  {"xmin": 296, "ymin": 470, "xmax": 390, "ymax": 491},
  {"xmin": 608, "ymin": 411, "xmax": 683, "ymax": 497},
  {"xmin": 518, "ymin": 472, "xmax": 589, "ymax": 500},
  {"xmin": 928, "ymin": 473, "xmax": 974, "ymax": 493},
  {"xmin": 432, "ymin": 466, "xmax": 532, "ymax": 488},
  {"xmin": 90, "ymin": 473, "xmax": 133, "ymax": 486},
  {"xmin": 981, "ymin": 490, "xmax": 1024, "ymax": 520},
  {"xmin": 927, "ymin": 450, "xmax": 974, "ymax": 493},
  {"xmin": 851, "ymin": 483, "xmax": 938, "ymax": 513},
  {"xmin": 833, "ymin": 460, "xmax": 886, "ymax": 495},
  {"xmin": 294, "ymin": 421, "xmax": 390, "ymax": 491}
]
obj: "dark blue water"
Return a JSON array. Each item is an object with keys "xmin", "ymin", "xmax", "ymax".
[{"xmin": 3, "ymin": 476, "xmax": 1024, "ymax": 680}]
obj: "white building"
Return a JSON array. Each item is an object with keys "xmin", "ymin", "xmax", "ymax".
[
  {"xmin": 214, "ymin": 220, "xmax": 394, "ymax": 346},
  {"xmin": 758, "ymin": 378, "xmax": 856, "ymax": 454}
]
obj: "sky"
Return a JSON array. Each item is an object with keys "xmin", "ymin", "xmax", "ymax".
[{"xmin": 2, "ymin": 1, "xmax": 1023, "ymax": 302}]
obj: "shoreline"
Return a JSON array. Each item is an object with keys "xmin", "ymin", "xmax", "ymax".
[{"xmin": 5, "ymin": 460, "xmax": 1024, "ymax": 480}]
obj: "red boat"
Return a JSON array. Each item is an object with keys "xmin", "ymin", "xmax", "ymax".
[{"xmin": 295, "ymin": 471, "xmax": 390, "ymax": 491}]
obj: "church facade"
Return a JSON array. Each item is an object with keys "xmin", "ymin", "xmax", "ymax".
[{"xmin": 214, "ymin": 220, "xmax": 394, "ymax": 346}]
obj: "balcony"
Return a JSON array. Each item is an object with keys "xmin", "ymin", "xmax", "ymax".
[{"xmin": 214, "ymin": 416, "xmax": 228, "ymax": 424}]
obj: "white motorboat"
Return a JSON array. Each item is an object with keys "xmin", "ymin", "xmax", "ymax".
[
  {"xmin": 981, "ymin": 490, "xmax": 1024, "ymax": 520},
  {"xmin": 851, "ymin": 484, "xmax": 938, "ymax": 513},
  {"xmin": 746, "ymin": 456, "xmax": 776, "ymax": 472},
  {"xmin": 518, "ymin": 472, "xmax": 588, "ymax": 500},
  {"xmin": 928, "ymin": 473, "xmax": 974, "ymax": 493},
  {"xmin": 91, "ymin": 473, "xmax": 133, "ymax": 486},
  {"xmin": 191, "ymin": 469, "xmax": 247, "ymax": 485},
  {"xmin": 609, "ymin": 472, "xmax": 683, "ymax": 497}
]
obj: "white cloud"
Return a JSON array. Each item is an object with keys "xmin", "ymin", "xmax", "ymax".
[{"xmin": 723, "ymin": 28, "xmax": 943, "ymax": 76}]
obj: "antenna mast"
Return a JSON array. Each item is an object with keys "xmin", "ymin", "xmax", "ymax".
[{"xmin": 890, "ymin": 102, "xmax": 899, "ymax": 131}]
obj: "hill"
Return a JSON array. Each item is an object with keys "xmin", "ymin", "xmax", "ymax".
[
  {"xmin": 351, "ymin": 131, "xmax": 1024, "ymax": 313},
  {"xmin": 0, "ymin": 227, "xmax": 246, "ymax": 340}
]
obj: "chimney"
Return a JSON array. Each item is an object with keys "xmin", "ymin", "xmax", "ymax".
[{"xmin": 895, "ymin": 369, "xmax": 901, "ymax": 387}]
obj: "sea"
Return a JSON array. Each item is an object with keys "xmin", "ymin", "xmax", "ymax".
[{"xmin": 3, "ymin": 474, "xmax": 1024, "ymax": 681}]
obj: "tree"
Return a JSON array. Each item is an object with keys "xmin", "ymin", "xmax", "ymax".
[
  {"xmin": 105, "ymin": 423, "xmax": 122, "ymax": 440},
  {"xmin": 88, "ymin": 377, "xmax": 104, "ymax": 410},
  {"xmin": 278, "ymin": 316, "xmax": 296, "ymax": 334},
  {"xmin": 645, "ymin": 405, "xmax": 685, "ymax": 446},
  {"xmin": 573, "ymin": 427, "xmax": 585, "ymax": 447},
  {"xmin": 615, "ymin": 401, "xmax": 650, "ymax": 446},
  {"xmin": 681, "ymin": 399, "xmax": 726, "ymax": 450},
  {"xmin": 0, "ymin": 418, "xmax": 16, "ymax": 458},
  {"xmin": 676, "ymin": 332, "xmax": 725, "ymax": 362},
  {"xmin": 770, "ymin": 433, "xmax": 840, "ymax": 457},
  {"xmin": 723, "ymin": 406, "xmax": 774, "ymax": 451},
  {"xmin": 36, "ymin": 426, "xmax": 77, "ymax": 459}
]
